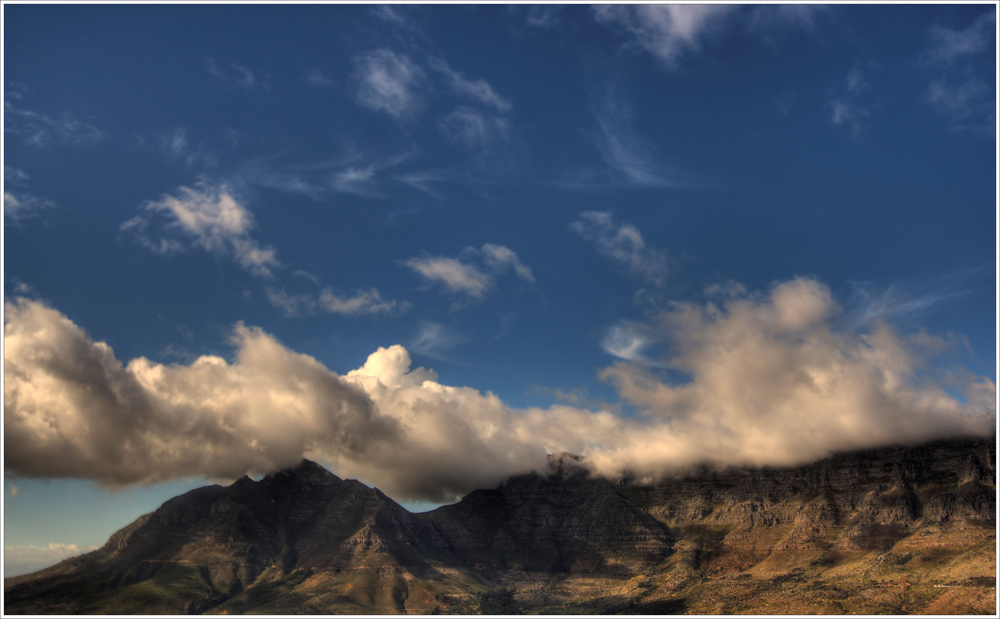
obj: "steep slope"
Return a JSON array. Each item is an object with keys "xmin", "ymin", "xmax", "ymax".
[
  {"xmin": 3, "ymin": 461, "xmax": 480, "ymax": 614},
  {"xmin": 4, "ymin": 438, "xmax": 996, "ymax": 614},
  {"xmin": 419, "ymin": 454, "xmax": 673, "ymax": 574}
]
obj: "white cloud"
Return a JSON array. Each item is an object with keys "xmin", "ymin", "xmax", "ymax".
[
  {"xmin": 439, "ymin": 107, "xmax": 509, "ymax": 150},
  {"xmin": 266, "ymin": 287, "xmax": 405, "ymax": 317},
  {"xmin": 427, "ymin": 57, "xmax": 512, "ymax": 113},
  {"xmin": 4, "ymin": 543, "xmax": 99, "ymax": 578},
  {"xmin": 571, "ymin": 211, "xmax": 668, "ymax": 285},
  {"xmin": 590, "ymin": 277, "xmax": 995, "ymax": 478},
  {"xmin": 404, "ymin": 256, "xmax": 492, "ymax": 299},
  {"xmin": 593, "ymin": 4, "xmax": 737, "ymax": 69},
  {"xmin": 353, "ymin": 49, "xmax": 427, "ymax": 119},
  {"xmin": 404, "ymin": 244, "xmax": 533, "ymax": 299},
  {"xmin": 4, "ymin": 289, "xmax": 994, "ymax": 502},
  {"xmin": 121, "ymin": 182, "xmax": 279, "ymax": 277},
  {"xmin": 4, "ymin": 100, "xmax": 105, "ymax": 147},
  {"xmin": 481, "ymin": 243, "xmax": 534, "ymax": 283}
]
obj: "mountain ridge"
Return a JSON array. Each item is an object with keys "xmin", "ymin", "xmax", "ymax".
[{"xmin": 4, "ymin": 437, "xmax": 996, "ymax": 614}]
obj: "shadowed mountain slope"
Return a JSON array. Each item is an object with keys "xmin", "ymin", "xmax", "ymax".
[{"xmin": 4, "ymin": 438, "xmax": 996, "ymax": 614}]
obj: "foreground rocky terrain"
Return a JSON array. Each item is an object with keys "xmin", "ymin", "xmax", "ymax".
[{"xmin": 4, "ymin": 438, "xmax": 996, "ymax": 614}]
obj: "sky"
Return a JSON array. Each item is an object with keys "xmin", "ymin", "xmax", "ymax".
[{"xmin": 3, "ymin": 3, "xmax": 997, "ymax": 577}]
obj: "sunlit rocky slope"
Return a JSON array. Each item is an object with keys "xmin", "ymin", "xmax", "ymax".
[{"xmin": 4, "ymin": 438, "xmax": 995, "ymax": 614}]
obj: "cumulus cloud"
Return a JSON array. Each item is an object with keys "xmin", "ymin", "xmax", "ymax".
[
  {"xmin": 353, "ymin": 50, "xmax": 427, "ymax": 119},
  {"xmin": 5, "ymin": 281, "xmax": 993, "ymax": 501},
  {"xmin": 4, "ymin": 543, "xmax": 100, "ymax": 578},
  {"xmin": 120, "ymin": 182, "xmax": 279, "ymax": 277},
  {"xmin": 593, "ymin": 4, "xmax": 737, "ymax": 69},
  {"xmin": 266, "ymin": 287, "xmax": 405, "ymax": 317},
  {"xmin": 590, "ymin": 277, "xmax": 995, "ymax": 478},
  {"xmin": 404, "ymin": 243, "xmax": 533, "ymax": 300},
  {"xmin": 571, "ymin": 211, "xmax": 668, "ymax": 285},
  {"xmin": 3, "ymin": 297, "xmax": 557, "ymax": 501}
]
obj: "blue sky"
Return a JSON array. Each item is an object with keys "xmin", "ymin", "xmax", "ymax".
[{"xmin": 3, "ymin": 3, "xmax": 996, "ymax": 576}]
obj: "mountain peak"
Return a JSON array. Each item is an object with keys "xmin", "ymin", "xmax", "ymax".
[{"xmin": 262, "ymin": 458, "xmax": 340, "ymax": 486}]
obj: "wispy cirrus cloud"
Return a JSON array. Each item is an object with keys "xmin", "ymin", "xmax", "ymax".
[
  {"xmin": 926, "ymin": 11, "xmax": 996, "ymax": 65},
  {"xmin": 404, "ymin": 243, "xmax": 534, "ymax": 300},
  {"xmin": 428, "ymin": 57, "xmax": 512, "ymax": 113},
  {"xmin": 410, "ymin": 321, "xmax": 465, "ymax": 361},
  {"xmin": 747, "ymin": 4, "xmax": 828, "ymax": 38},
  {"xmin": 830, "ymin": 65, "xmax": 873, "ymax": 137},
  {"xmin": 207, "ymin": 58, "xmax": 259, "ymax": 89},
  {"xmin": 439, "ymin": 107, "xmax": 510, "ymax": 150},
  {"xmin": 121, "ymin": 182, "xmax": 279, "ymax": 277},
  {"xmin": 233, "ymin": 151, "xmax": 410, "ymax": 200},
  {"xmin": 266, "ymin": 287, "xmax": 406, "ymax": 317},
  {"xmin": 587, "ymin": 85, "xmax": 679, "ymax": 187},
  {"xmin": 845, "ymin": 266, "xmax": 992, "ymax": 331},
  {"xmin": 4, "ymin": 166, "xmax": 55, "ymax": 223},
  {"xmin": 524, "ymin": 5, "xmax": 563, "ymax": 29},
  {"xmin": 571, "ymin": 211, "xmax": 668, "ymax": 285},
  {"xmin": 353, "ymin": 49, "xmax": 428, "ymax": 119},
  {"xmin": 920, "ymin": 11, "xmax": 995, "ymax": 134},
  {"xmin": 158, "ymin": 127, "xmax": 218, "ymax": 168},
  {"xmin": 4, "ymin": 91, "xmax": 106, "ymax": 148},
  {"xmin": 303, "ymin": 69, "xmax": 332, "ymax": 87}
]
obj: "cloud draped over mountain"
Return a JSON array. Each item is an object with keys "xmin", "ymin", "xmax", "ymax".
[{"xmin": 4, "ymin": 278, "xmax": 994, "ymax": 501}]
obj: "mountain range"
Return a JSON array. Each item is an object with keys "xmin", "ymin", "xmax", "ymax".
[{"xmin": 4, "ymin": 437, "xmax": 996, "ymax": 614}]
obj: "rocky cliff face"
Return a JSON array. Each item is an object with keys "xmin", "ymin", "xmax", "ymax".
[{"xmin": 4, "ymin": 438, "xmax": 996, "ymax": 614}]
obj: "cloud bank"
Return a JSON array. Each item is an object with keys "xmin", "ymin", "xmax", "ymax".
[{"xmin": 5, "ymin": 279, "xmax": 993, "ymax": 502}]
